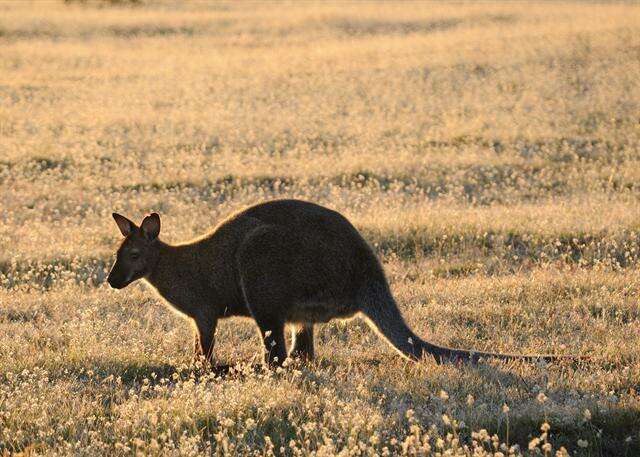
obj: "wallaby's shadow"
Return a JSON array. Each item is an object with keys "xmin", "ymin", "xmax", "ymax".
[
  {"xmin": 44, "ymin": 358, "xmax": 267, "ymax": 387},
  {"xmin": 47, "ymin": 351, "xmax": 591, "ymax": 390}
]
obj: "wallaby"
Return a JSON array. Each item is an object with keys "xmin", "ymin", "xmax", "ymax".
[{"xmin": 108, "ymin": 199, "xmax": 572, "ymax": 367}]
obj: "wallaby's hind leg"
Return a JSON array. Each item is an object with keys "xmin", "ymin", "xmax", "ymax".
[
  {"xmin": 253, "ymin": 315, "xmax": 287, "ymax": 366},
  {"xmin": 237, "ymin": 226, "xmax": 301, "ymax": 367},
  {"xmin": 238, "ymin": 278, "xmax": 288, "ymax": 366},
  {"xmin": 238, "ymin": 271, "xmax": 288, "ymax": 366},
  {"xmin": 289, "ymin": 324, "xmax": 314, "ymax": 361}
]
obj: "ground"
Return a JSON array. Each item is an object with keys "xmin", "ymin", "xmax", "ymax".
[{"xmin": 1, "ymin": 1, "xmax": 640, "ymax": 455}]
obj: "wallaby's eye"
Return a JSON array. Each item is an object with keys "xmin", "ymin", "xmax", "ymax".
[{"xmin": 130, "ymin": 252, "xmax": 140, "ymax": 260}]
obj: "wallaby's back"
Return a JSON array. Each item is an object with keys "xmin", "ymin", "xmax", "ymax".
[{"xmin": 224, "ymin": 199, "xmax": 386, "ymax": 323}]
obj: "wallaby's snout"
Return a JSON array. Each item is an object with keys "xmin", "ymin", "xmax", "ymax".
[
  {"xmin": 107, "ymin": 212, "xmax": 161, "ymax": 290},
  {"xmin": 107, "ymin": 274, "xmax": 126, "ymax": 289},
  {"xmin": 107, "ymin": 261, "xmax": 131, "ymax": 289}
]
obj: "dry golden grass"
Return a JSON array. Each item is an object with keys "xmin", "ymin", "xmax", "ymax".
[{"xmin": 1, "ymin": 1, "xmax": 640, "ymax": 455}]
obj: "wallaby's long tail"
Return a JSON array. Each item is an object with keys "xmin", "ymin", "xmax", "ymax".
[{"xmin": 360, "ymin": 283, "xmax": 580, "ymax": 364}]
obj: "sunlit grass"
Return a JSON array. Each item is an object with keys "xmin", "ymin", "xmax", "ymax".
[{"xmin": 1, "ymin": 1, "xmax": 639, "ymax": 455}]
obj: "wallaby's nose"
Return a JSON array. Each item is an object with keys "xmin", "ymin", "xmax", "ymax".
[{"xmin": 107, "ymin": 271, "xmax": 124, "ymax": 289}]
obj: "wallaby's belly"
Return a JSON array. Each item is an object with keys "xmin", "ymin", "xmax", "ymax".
[
  {"xmin": 286, "ymin": 299, "xmax": 359, "ymax": 323},
  {"xmin": 220, "ymin": 301, "xmax": 252, "ymax": 318}
]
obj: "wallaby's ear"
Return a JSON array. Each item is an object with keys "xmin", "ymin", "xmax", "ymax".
[
  {"xmin": 112, "ymin": 213, "xmax": 135, "ymax": 237},
  {"xmin": 141, "ymin": 213, "xmax": 160, "ymax": 240}
]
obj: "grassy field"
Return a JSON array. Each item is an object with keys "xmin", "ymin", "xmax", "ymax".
[{"xmin": 1, "ymin": 1, "xmax": 640, "ymax": 455}]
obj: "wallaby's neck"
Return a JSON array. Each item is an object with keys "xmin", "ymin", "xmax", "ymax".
[{"xmin": 145, "ymin": 239, "xmax": 200, "ymax": 296}]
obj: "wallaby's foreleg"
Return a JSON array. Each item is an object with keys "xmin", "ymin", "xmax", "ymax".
[
  {"xmin": 193, "ymin": 315, "xmax": 218, "ymax": 365},
  {"xmin": 289, "ymin": 324, "xmax": 314, "ymax": 361}
]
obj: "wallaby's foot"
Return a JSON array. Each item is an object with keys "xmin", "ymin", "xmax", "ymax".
[{"xmin": 288, "ymin": 324, "xmax": 314, "ymax": 362}]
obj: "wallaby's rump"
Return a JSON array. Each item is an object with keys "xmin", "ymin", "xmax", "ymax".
[{"xmin": 107, "ymin": 199, "xmax": 570, "ymax": 366}]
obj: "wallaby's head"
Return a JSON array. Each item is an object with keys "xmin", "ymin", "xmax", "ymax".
[{"xmin": 107, "ymin": 212, "xmax": 161, "ymax": 289}]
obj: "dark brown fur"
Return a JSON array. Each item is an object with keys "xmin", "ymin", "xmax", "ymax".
[{"xmin": 108, "ymin": 199, "xmax": 573, "ymax": 366}]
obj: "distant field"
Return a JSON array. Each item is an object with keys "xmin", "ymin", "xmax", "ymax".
[{"xmin": 1, "ymin": 1, "xmax": 640, "ymax": 455}]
